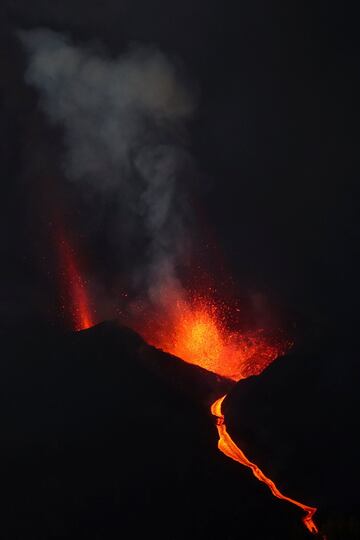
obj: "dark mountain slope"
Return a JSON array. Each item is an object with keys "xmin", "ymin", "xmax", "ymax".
[{"xmin": 0, "ymin": 321, "xmax": 318, "ymax": 539}]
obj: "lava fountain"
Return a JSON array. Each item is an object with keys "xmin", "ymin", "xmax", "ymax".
[
  {"xmin": 56, "ymin": 229, "xmax": 94, "ymax": 331},
  {"xmin": 135, "ymin": 288, "xmax": 286, "ymax": 381}
]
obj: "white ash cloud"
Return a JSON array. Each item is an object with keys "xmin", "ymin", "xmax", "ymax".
[{"xmin": 19, "ymin": 28, "xmax": 194, "ymax": 304}]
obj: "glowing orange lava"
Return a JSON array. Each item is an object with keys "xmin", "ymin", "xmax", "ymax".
[
  {"xmin": 211, "ymin": 395, "xmax": 319, "ymax": 535},
  {"xmin": 56, "ymin": 231, "xmax": 94, "ymax": 331},
  {"xmin": 138, "ymin": 294, "xmax": 285, "ymax": 381}
]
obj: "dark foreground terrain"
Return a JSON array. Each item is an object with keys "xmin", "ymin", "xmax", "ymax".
[{"xmin": 0, "ymin": 321, "xmax": 358, "ymax": 539}]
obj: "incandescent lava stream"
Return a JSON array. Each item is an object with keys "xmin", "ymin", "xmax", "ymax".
[{"xmin": 211, "ymin": 395, "xmax": 319, "ymax": 535}]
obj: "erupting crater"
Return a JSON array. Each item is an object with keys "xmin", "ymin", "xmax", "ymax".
[{"xmin": 136, "ymin": 291, "xmax": 286, "ymax": 381}]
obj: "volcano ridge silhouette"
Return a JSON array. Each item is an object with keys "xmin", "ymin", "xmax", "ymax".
[{"xmin": 0, "ymin": 319, "xmax": 350, "ymax": 539}]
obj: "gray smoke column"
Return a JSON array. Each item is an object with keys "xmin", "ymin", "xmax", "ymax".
[{"xmin": 19, "ymin": 28, "xmax": 194, "ymax": 307}]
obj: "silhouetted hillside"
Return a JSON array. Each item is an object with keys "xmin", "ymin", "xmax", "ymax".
[{"xmin": 0, "ymin": 320, "xmax": 320, "ymax": 539}]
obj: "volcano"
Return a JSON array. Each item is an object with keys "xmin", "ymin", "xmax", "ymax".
[{"xmin": 0, "ymin": 320, "xmax": 335, "ymax": 540}]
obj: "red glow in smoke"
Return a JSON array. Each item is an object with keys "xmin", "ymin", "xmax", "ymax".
[{"xmin": 56, "ymin": 230, "xmax": 94, "ymax": 331}]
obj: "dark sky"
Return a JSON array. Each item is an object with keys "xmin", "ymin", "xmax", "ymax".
[{"xmin": 1, "ymin": 2, "xmax": 360, "ymax": 336}]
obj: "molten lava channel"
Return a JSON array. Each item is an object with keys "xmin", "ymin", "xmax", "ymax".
[{"xmin": 211, "ymin": 395, "xmax": 319, "ymax": 535}]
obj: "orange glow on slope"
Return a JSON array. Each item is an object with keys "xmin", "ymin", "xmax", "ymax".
[
  {"xmin": 56, "ymin": 232, "xmax": 94, "ymax": 331},
  {"xmin": 137, "ymin": 293, "xmax": 285, "ymax": 381},
  {"xmin": 211, "ymin": 395, "xmax": 319, "ymax": 535}
]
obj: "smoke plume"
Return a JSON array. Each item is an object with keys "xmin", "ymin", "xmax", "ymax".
[{"xmin": 19, "ymin": 28, "xmax": 195, "ymax": 308}]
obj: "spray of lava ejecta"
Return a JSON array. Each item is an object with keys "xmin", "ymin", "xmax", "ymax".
[
  {"xmin": 135, "ymin": 290, "xmax": 286, "ymax": 382},
  {"xmin": 55, "ymin": 228, "xmax": 94, "ymax": 331}
]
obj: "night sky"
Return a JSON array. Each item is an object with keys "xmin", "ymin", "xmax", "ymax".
[
  {"xmin": 1, "ymin": 2, "xmax": 360, "ymax": 337},
  {"xmin": 2, "ymin": 4, "xmax": 360, "ymax": 540}
]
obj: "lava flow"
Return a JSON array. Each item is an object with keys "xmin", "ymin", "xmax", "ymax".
[
  {"xmin": 56, "ymin": 230, "xmax": 94, "ymax": 331},
  {"xmin": 211, "ymin": 395, "xmax": 319, "ymax": 535}
]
